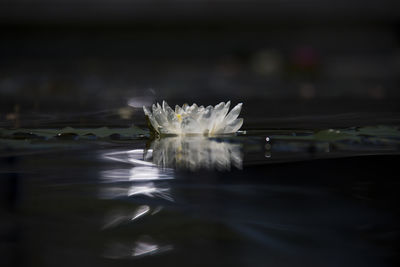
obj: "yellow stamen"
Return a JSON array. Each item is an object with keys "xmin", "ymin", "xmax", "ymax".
[{"xmin": 176, "ymin": 114, "xmax": 182, "ymax": 122}]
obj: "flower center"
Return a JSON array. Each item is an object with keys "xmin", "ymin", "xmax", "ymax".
[{"xmin": 176, "ymin": 114, "xmax": 183, "ymax": 122}]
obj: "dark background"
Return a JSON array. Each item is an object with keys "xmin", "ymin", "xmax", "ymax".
[
  {"xmin": 1, "ymin": 3, "xmax": 400, "ymax": 266},
  {"xmin": 1, "ymin": 0, "xmax": 400, "ymax": 127}
]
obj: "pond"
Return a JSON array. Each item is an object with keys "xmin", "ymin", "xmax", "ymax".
[{"xmin": 1, "ymin": 122, "xmax": 400, "ymax": 267}]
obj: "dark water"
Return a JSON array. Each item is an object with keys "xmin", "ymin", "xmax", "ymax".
[{"xmin": 1, "ymin": 123, "xmax": 400, "ymax": 267}]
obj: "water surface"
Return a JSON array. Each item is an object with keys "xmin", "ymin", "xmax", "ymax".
[{"xmin": 1, "ymin": 123, "xmax": 400, "ymax": 267}]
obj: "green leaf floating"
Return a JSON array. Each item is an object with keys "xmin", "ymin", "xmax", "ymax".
[
  {"xmin": 0, "ymin": 126, "xmax": 149, "ymax": 140},
  {"xmin": 270, "ymin": 126, "xmax": 400, "ymax": 143}
]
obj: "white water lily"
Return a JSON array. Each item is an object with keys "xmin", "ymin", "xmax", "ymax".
[{"xmin": 143, "ymin": 101, "xmax": 243, "ymax": 135}]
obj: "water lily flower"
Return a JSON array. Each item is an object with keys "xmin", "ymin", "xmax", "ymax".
[{"xmin": 143, "ymin": 101, "xmax": 243, "ymax": 135}]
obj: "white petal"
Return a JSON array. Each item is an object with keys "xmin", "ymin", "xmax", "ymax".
[
  {"xmin": 153, "ymin": 108, "xmax": 168, "ymax": 127},
  {"xmin": 224, "ymin": 118, "xmax": 243, "ymax": 133},
  {"xmin": 224, "ymin": 101, "xmax": 231, "ymax": 112},
  {"xmin": 175, "ymin": 105, "xmax": 183, "ymax": 114},
  {"xmin": 211, "ymin": 101, "xmax": 231, "ymax": 132},
  {"xmin": 162, "ymin": 101, "xmax": 170, "ymax": 112},
  {"xmin": 143, "ymin": 106, "xmax": 151, "ymax": 116},
  {"xmin": 187, "ymin": 104, "xmax": 200, "ymax": 120},
  {"xmin": 224, "ymin": 103, "xmax": 242, "ymax": 124},
  {"xmin": 187, "ymin": 103, "xmax": 198, "ymax": 114},
  {"xmin": 182, "ymin": 103, "xmax": 189, "ymax": 112},
  {"xmin": 165, "ymin": 106, "xmax": 177, "ymax": 122},
  {"xmin": 198, "ymin": 106, "xmax": 213, "ymax": 130},
  {"xmin": 143, "ymin": 106, "xmax": 159, "ymax": 131},
  {"xmin": 165, "ymin": 106, "xmax": 180, "ymax": 132},
  {"xmin": 189, "ymin": 103, "xmax": 198, "ymax": 110},
  {"xmin": 181, "ymin": 117, "xmax": 201, "ymax": 134},
  {"xmin": 149, "ymin": 115, "xmax": 161, "ymax": 133},
  {"xmin": 214, "ymin": 102, "xmax": 224, "ymax": 109}
]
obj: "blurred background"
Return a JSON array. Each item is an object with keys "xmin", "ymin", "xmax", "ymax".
[
  {"xmin": 1, "ymin": 3, "xmax": 400, "ymax": 266},
  {"xmin": 1, "ymin": 0, "xmax": 400, "ymax": 128}
]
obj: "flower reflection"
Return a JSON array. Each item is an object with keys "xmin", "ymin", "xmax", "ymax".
[
  {"xmin": 102, "ymin": 136, "xmax": 243, "ymax": 171},
  {"xmin": 100, "ymin": 150, "xmax": 176, "ymax": 201},
  {"xmin": 99, "ymin": 182, "xmax": 173, "ymax": 201},
  {"xmin": 103, "ymin": 238, "xmax": 173, "ymax": 259},
  {"xmin": 102, "ymin": 205, "xmax": 161, "ymax": 229},
  {"xmin": 131, "ymin": 205, "xmax": 150, "ymax": 220},
  {"xmin": 101, "ymin": 167, "xmax": 174, "ymax": 182},
  {"xmin": 100, "ymin": 137, "xmax": 241, "ymax": 259},
  {"xmin": 133, "ymin": 240, "xmax": 173, "ymax": 257},
  {"xmin": 146, "ymin": 136, "xmax": 243, "ymax": 171},
  {"xmin": 102, "ymin": 149, "xmax": 155, "ymax": 166},
  {"xmin": 128, "ymin": 182, "xmax": 174, "ymax": 201},
  {"xmin": 101, "ymin": 148, "xmax": 177, "ymax": 260}
]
